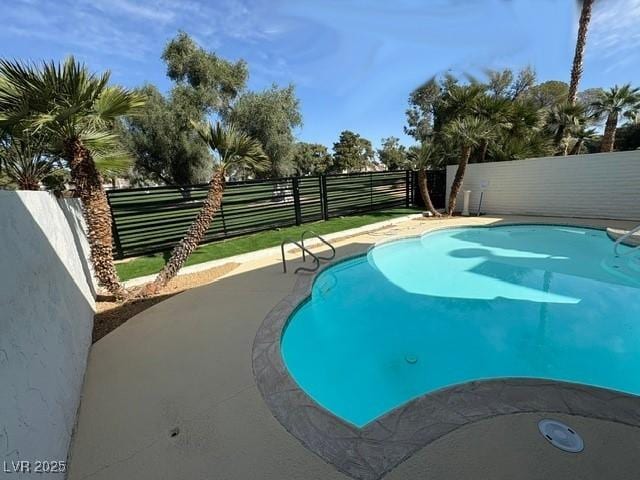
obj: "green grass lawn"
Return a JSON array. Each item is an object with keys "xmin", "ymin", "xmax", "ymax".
[{"xmin": 116, "ymin": 207, "xmax": 420, "ymax": 281}]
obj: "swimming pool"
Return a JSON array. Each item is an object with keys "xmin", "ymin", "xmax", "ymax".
[{"xmin": 281, "ymin": 225, "xmax": 640, "ymax": 427}]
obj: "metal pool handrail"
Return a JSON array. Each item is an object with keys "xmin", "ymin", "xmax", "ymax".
[
  {"xmin": 280, "ymin": 239, "xmax": 320, "ymax": 274},
  {"xmin": 300, "ymin": 230, "xmax": 336, "ymax": 262},
  {"xmin": 614, "ymin": 224, "xmax": 640, "ymax": 257}
]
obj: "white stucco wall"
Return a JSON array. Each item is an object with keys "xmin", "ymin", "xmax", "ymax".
[
  {"xmin": 446, "ymin": 151, "xmax": 640, "ymax": 220},
  {"xmin": 0, "ymin": 191, "xmax": 95, "ymax": 478}
]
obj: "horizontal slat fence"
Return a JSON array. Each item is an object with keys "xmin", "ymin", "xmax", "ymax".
[
  {"xmin": 107, "ymin": 170, "xmax": 443, "ymax": 258},
  {"xmin": 411, "ymin": 170, "xmax": 447, "ymax": 209},
  {"xmin": 324, "ymin": 171, "xmax": 408, "ymax": 217}
]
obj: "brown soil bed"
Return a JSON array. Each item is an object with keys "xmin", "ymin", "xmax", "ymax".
[{"xmin": 93, "ymin": 262, "xmax": 240, "ymax": 343}]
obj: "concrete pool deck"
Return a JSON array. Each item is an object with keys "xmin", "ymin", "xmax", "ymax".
[{"xmin": 68, "ymin": 215, "xmax": 640, "ymax": 480}]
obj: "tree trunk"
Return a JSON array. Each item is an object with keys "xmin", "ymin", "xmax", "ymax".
[
  {"xmin": 553, "ymin": 125, "xmax": 566, "ymax": 155},
  {"xmin": 600, "ymin": 112, "xmax": 618, "ymax": 152},
  {"xmin": 418, "ymin": 168, "xmax": 441, "ymax": 217},
  {"xmin": 569, "ymin": 138, "xmax": 584, "ymax": 155},
  {"xmin": 480, "ymin": 140, "xmax": 489, "ymax": 163},
  {"xmin": 142, "ymin": 169, "xmax": 226, "ymax": 295},
  {"xmin": 64, "ymin": 138, "xmax": 126, "ymax": 299},
  {"xmin": 447, "ymin": 145, "xmax": 472, "ymax": 216},
  {"xmin": 19, "ymin": 179, "xmax": 40, "ymax": 190},
  {"xmin": 568, "ymin": 0, "xmax": 594, "ymax": 104}
]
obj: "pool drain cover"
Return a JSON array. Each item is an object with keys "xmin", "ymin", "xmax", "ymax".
[
  {"xmin": 538, "ymin": 419, "xmax": 584, "ymax": 453},
  {"xmin": 405, "ymin": 354, "xmax": 418, "ymax": 364}
]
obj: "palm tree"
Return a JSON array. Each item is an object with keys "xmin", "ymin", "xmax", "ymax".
[
  {"xmin": 568, "ymin": 0, "xmax": 594, "ymax": 104},
  {"xmin": 591, "ymin": 84, "xmax": 640, "ymax": 152},
  {"xmin": 568, "ymin": 126, "xmax": 597, "ymax": 155},
  {"xmin": 0, "ymin": 58, "xmax": 145, "ymax": 298},
  {"xmin": 0, "ymin": 131, "xmax": 54, "ymax": 190},
  {"xmin": 472, "ymin": 95, "xmax": 512, "ymax": 162},
  {"xmin": 408, "ymin": 142, "xmax": 443, "ymax": 217},
  {"xmin": 546, "ymin": 102, "xmax": 585, "ymax": 154},
  {"xmin": 438, "ymin": 84, "xmax": 485, "ymax": 128},
  {"xmin": 623, "ymin": 110, "xmax": 640, "ymax": 125},
  {"xmin": 444, "ymin": 117, "xmax": 496, "ymax": 216},
  {"xmin": 143, "ymin": 122, "xmax": 268, "ymax": 295}
]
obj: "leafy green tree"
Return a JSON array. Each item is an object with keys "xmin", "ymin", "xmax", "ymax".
[
  {"xmin": 377, "ymin": 136, "xmax": 409, "ymax": 170},
  {"xmin": 163, "ymin": 32, "xmax": 248, "ymax": 114},
  {"xmin": 524, "ymin": 81, "xmax": 569, "ymax": 109},
  {"xmin": 484, "ymin": 67, "xmax": 535, "ymax": 100},
  {"xmin": 119, "ymin": 85, "xmax": 211, "ymax": 185},
  {"xmin": 577, "ymin": 87, "xmax": 604, "ymax": 115},
  {"xmin": 591, "ymin": 84, "xmax": 640, "ymax": 152},
  {"xmin": 331, "ymin": 130, "xmax": 374, "ymax": 172},
  {"xmin": 405, "ymin": 72, "xmax": 591, "ymax": 166},
  {"xmin": 225, "ymin": 84, "xmax": 302, "ymax": 178},
  {"xmin": 0, "ymin": 57, "xmax": 144, "ymax": 298},
  {"xmin": 292, "ymin": 142, "xmax": 332, "ymax": 175},
  {"xmin": 122, "ymin": 32, "xmax": 248, "ymax": 185},
  {"xmin": 485, "ymin": 69, "xmax": 513, "ymax": 98},
  {"xmin": 404, "ymin": 77, "xmax": 441, "ymax": 142}
]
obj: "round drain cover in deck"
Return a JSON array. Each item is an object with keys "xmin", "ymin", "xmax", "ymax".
[{"xmin": 538, "ymin": 419, "xmax": 584, "ymax": 453}]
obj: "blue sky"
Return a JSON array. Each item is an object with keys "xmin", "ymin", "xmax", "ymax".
[{"xmin": 2, "ymin": 0, "xmax": 639, "ymax": 149}]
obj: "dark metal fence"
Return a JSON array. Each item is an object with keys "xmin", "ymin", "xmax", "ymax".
[
  {"xmin": 107, "ymin": 169, "xmax": 445, "ymax": 258},
  {"xmin": 410, "ymin": 170, "xmax": 447, "ymax": 209}
]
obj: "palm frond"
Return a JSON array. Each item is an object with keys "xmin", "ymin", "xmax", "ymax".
[
  {"xmin": 94, "ymin": 86, "xmax": 146, "ymax": 122},
  {"xmin": 407, "ymin": 142, "xmax": 443, "ymax": 169},
  {"xmin": 0, "ymin": 57, "xmax": 145, "ymax": 153},
  {"xmin": 93, "ymin": 150, "xmax": 133, "ymax": 178},
  {"xmin": 0, "ymin": 133, "xmax": 56, "ymax": 189},
  {"xmin": 590, "ymin": 83, "xmax": 640, "ymax": 118},
  {"xmin": 193, "ymin": 120, "xmax": 269, "ymax": 175},
  {"xmin": 443, "ymin": 117, "xmax": 497, "ymax": 148},
  {"xmin": 79, "ymin": 127, "xmax": 133, "ymax": 176}
]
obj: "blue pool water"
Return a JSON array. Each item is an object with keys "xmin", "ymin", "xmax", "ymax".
[{"xmin": 281, "ymin": 225, "xmax": 640, "ymax": 427}]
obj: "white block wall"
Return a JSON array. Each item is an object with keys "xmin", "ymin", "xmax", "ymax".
[
  {"xmin": 0, "ymin": 191, "xmax": 95, "ymax": 478},
  {"xmin": 446, "ymin": 151, "xmax": 640, "ymax": 221}
]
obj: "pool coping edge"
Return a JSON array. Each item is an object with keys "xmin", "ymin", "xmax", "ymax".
[{"xmin": 251, "ymin": 220, "xmax": 640, "ymax": 480}]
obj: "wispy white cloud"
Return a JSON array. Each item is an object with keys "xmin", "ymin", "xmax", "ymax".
[
  {"xmin": 89, "ymin": 0, "xmax": 177, "ymax": 24},
  {"xmin": 1, "ymin": 0, "xmax": 299, "ymax": 90},
  {"xmin": 4, "ymin": 0, "xmax": 289, "ymax": 60},
  {"xmin": 589, "ymin": 0, "xmax": 640, "ymax": 73}
]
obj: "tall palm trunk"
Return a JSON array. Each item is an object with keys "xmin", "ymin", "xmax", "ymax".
[
  {"xmin": 568, "ymin": 0, "xmax": 594, "ymax": 104},
  {"xmin": 447, "ymin": 145, "xmax": 472, "ymax": 216},
  {"xmin": 64, "ymin": 138, "xmax": 126, "ymax": 299},
  {"xmin": 600, "ymin": 112, "xmax": 618, "ymax": 152},
  {"xmin": 143, "ymin": 169, "xmax": 226, "ymax": 295},
  {"xmin": 417, "ymin": 168, "xmax": 441, "ymax": 217}
]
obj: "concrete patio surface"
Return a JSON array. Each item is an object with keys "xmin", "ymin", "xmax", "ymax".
[{"xmin": 68, "ymin": 215, "xmax": 640, "ymax": 480}]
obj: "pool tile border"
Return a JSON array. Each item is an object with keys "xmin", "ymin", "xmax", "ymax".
[{"xmin": 251, "ymin": 221, "xmax": 640, "ymax": 480}]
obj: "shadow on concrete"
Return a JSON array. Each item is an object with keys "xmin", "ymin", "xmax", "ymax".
[{"xmin": 93, "ymin": 292, "xmax": 179, "ymax": 343}]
